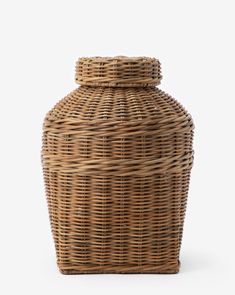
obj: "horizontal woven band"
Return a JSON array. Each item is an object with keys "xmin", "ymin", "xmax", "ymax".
[
  {"xmin": 42, "ymin": 152, "xmax": 193, "ymax": 176},
  {"xmin": 75, "ymin": 56, "xmax": 162, "ymax": 87},
  {"xmin": 59, "ymin": 261, "xmax": 180, "ymax": 274},
  {"xmin": 44, "ymin": 114, "xmax": 194, "ymax": 134}
]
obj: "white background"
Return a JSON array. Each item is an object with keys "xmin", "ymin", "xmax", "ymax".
[{"xmin": 0, "ymin": 0, "xmax": 234, "ymax": 294}]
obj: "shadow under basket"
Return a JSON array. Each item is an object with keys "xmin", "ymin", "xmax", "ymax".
[{"xmin": 42, "ymin": 56, "xmax": 194, "ymax": 274}]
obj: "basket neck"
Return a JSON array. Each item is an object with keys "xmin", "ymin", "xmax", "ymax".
[{"xmin": 75, "ymin": 56, "xmax": 162, "ymax": 87}]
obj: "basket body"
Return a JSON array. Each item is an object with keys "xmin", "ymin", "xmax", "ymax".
[{"xmin": 42, "ymin": 57, "xmax": 194, "ymax": 274}]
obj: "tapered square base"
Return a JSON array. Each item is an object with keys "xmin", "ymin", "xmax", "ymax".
[{"xmin": 59, "ymin": 261, "xmax": 180, "ymax": 275}]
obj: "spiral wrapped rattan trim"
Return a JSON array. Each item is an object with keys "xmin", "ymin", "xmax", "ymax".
[{"xmin": 75, "ymin": 56, "xmax": 162, "ymax": 87}]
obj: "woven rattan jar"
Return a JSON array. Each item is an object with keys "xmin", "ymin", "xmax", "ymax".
[{"xmin": 42, "ymin": 56, "xmax": 194, "ymax": 274}]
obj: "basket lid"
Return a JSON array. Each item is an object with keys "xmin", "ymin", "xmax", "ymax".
[{"xmin": 75, "ymin": 56, "xmax": 162, "ymax": 87}]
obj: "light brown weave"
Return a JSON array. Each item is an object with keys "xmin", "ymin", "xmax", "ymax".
[
  {"xmin": 42, "ymin": 56, "xmax": 194, "ymax": 274},
  {"xmin": 76, "ymin": 56, "xmax": 162, "ymax": 87}
]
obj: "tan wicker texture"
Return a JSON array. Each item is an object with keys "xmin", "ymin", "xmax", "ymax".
[
  {"xmin": 76, "ymin": 56, "xmax": 162, "ymax": 87},
  {"xmin": 42, "ymin": 56, "xmax": 194, "ymax": 274}
]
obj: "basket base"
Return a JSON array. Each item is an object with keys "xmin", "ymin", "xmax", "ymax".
[{"xmin": 59, "ymin": 261, "xmax": 180, "ymax": 275}]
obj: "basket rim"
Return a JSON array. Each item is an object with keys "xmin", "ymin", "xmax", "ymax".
[{"xmin": 78, "ymin": 56, "xmax": 158, "ymax": 62}]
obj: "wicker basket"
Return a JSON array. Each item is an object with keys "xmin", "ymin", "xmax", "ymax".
[{"xmin": 42, "ymin": 56, "xmax": 194, "ymax": 274}]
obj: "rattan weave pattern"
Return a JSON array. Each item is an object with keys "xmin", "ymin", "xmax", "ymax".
[
  {"xmin": 75, "ymin": 56, "xmax": 162, "ymax": 87},
  {"xmin": 42, "ymin": 57, "xmax": 194, "ymax": 274}
]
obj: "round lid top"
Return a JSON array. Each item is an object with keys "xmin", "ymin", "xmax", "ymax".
[{"xmin": 75, "ymin": 56, "xmax": 162, "ymax": 87}]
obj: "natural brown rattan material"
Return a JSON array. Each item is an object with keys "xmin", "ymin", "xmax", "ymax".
[
  {"xmin": 42, "ymin": 56, "xmax": 194, "ymax": 274},
  {"xmin": 76, "ymin": 56, "xmax": 162, "ymax": 87}
]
